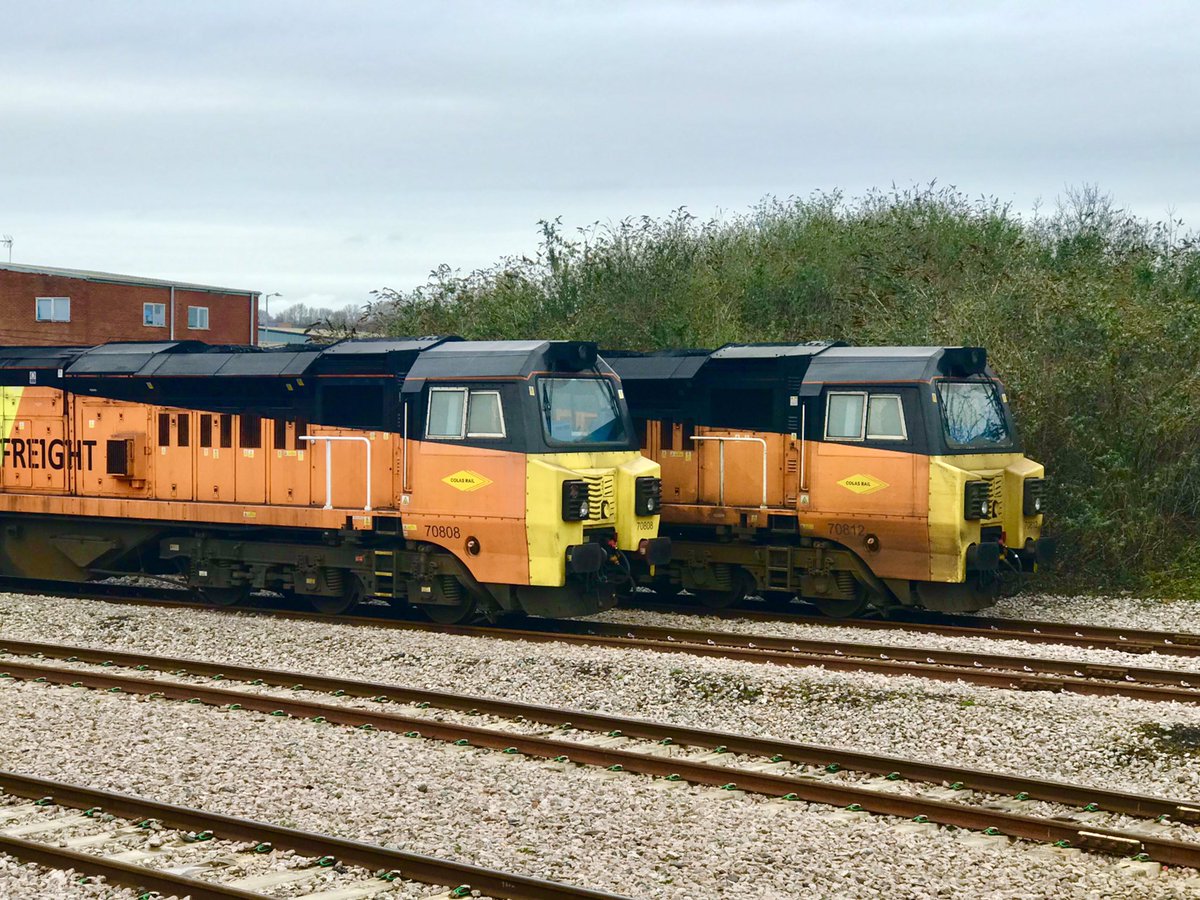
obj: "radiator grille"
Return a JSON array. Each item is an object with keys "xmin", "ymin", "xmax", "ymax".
[
  {"xmin": 583, "ymin": 473, "xmax": 616, "ymax": 523},
  {"xmin": 986, "ymin": 474, "xmax": 1004, "ymax": 520}
]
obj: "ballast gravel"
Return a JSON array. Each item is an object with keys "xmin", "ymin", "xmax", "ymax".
[
  {"xmin": 991, "ymin": 592, "xmax": 1200, "ymax": 633},
  {"xmin": 2, "ymin": 591, "xmax": 1200, "ymax": 898}
]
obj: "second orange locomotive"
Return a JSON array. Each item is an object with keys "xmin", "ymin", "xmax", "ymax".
[{"xmin": 609, "ymin": 343, "xmax": 1053, "ymax": 615}]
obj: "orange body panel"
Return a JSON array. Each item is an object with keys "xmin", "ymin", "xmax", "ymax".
[
  {"xmin": 0, "ymin": 387, "xmax": 534, "ymax": 587},
  {"xmin": 649, "ymin": 423, "xmax": 933, "ymax": 581}
]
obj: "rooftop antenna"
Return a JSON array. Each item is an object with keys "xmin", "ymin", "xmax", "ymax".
[{"xmin": 1, "ymin": 236, "xmax": 11, "ymax": 263}]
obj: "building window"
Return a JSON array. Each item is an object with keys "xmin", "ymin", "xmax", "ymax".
[
  {"xmin": 143, "ymin": 303, "xmax": 166, "ymax": 327},
  {"xmin": 188, "ymin": 306, "xmax": 210, "ymax": 330},
  {"xmin": 35, "ymin": 297, "xmax": 71, "ymax": 323}
]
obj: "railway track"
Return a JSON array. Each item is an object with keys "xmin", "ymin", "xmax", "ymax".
[
  {"xmin": 2, "ymin": 639, "xmax": 1200, "ymax": 869},
  {"xmin": 626, "ymin": 596, "xmax": 1200, "ymax": 658},
  {"xmin": 0, "ymin": 770, "xmax": 626, "ymax": 900},
  {"xmin": 5, "ymin": 581, "xmax": 1200, "ymax": 705}
]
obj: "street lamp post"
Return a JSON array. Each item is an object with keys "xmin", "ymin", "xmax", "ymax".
[{"xmin": 261, "ymin": 292, "xmax": 282, "ymax": 325}]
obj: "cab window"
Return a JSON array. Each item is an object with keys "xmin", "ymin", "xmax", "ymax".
[
  {"xmin": 427, "ymin": 388, "xmax": 467, "ymax": 439},
  {"xmin": 866, "ymin": 395, "xmax": 906, "ymax": 440},
  {"xmin": 826, "ymin": 391, "xmax": 908, "ymax": 443},
  {"xmin": 825, "ymin": 392, "xmax": 866, "ymax": 440},
  {"xmin": 466, "ymin": 391, "xmax": 505, "ymax": 438},
  {"xmin": 427, "ymin": 387, "xmax": 507, "ymax": 440}
]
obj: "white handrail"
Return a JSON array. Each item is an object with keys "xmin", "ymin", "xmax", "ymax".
[
  {"xmin": 401, "ymin": 402, "xmax": 410, "ymax": 493},
  {"xmin": 299, "ymin": 435, "xmax": 373, "ymax": 511},
  {"xmin": 689, "ymin": 435, "xmax": 769, "ymax": 508},
  {"xmin": 799, "ymin": 406, "xmax": 807, "ymax": 492}
]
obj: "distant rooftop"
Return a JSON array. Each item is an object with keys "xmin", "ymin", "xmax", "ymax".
[{"xmin": 0, "ymin": 261, "xmax": 259, "ymax": 297}]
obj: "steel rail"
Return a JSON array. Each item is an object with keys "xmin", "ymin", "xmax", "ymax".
[
  {"xmin": 0, "ymin": 771, "xmax": 629, "ymax": 900},
  {"xmin": 363, "ymin": 620, "xmax": 1200, "ymax": 705},
  {"xmin": 2, "ymin": 637, "xmax": 1197, "ymax": 824},
  {"xmin": 625, "ymin": 598, "xmax": 1200, "ymax": 658},
  {"xmin": 534, "ymin": 619, "xmax": 1200, "ymax": 690},
  {"xmin": 0, "ymin": 832, "xmax": 265, "ymax": 900},
  {"xmin": 3, "ymin": 659, "xmax": 1200, "ymax": 868},
  {"xmin": 6, "ymin": 582, "xmax": 1200, "ymax": 703}
]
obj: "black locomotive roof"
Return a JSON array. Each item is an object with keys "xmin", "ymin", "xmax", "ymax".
[
  {"xmin": 607, "ymin": 343, "xmax": 991, "ymax": 420},
  {"xmin": 0, "ymin": 337, "xmax": 614, "ymax": 429},
  {"xmin": 608, "ymin": 343, "xmax": 988, "ymax": 386},
  {"xmin": 0, "ymin": 337, "xmax": 607, "ymax": 384}
]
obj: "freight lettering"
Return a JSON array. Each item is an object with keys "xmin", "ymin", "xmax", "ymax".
[{"xmin": 0, "ymin": 438, "xmax": 97, "ymax": 471}]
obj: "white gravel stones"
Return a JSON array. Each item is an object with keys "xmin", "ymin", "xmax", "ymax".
[
  {"xmin": 1, "ymin": 679, "xmax": 1198, "ymax": 899},
  {"xmin": 991, "ymin": 592, "xmax": 1200, "ymax": 633},
  {"xmin": 2, "ymin": 590, "xmax": 1200, "ymax": 897}
]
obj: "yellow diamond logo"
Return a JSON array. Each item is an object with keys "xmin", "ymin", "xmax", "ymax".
[
  {"xmin": 837, "ymin": 473, "xmax": 889, "ymax": 495},
  {"xmin": 442, "ymin": 469, "xmax": 493, "ymax": 492}
]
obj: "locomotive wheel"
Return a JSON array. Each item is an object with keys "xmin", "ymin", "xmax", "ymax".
[
  {"xmin": 808, "ymin": 585, "xmax": 872, "ymax": 619},
  {"xmin": 308, "ymin": 574, "xmax": 366, "ymax": 616},
  {"xmin": 695, "ymin": 568, "xmax": 752, "ymax": 609},
  {"xmin": 422, "ymin": 594, "xmax": 478, "ymax": 625},
  {"xmin": 198, "ymin": 586, "xmax": 251, "ymax": 608}
]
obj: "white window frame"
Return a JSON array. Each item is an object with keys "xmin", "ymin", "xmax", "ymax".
[
  {"xmin": 824, "ymin": 391, "xmax": 867, "ymax": 442},
  {"xmin": 35, "ymin": 297, "xmax": 70, "ymax": 323},
  {"xmin": 187, "ymin": 305, "xmax": 210, "ymax": 330},
  {"xmin": 866, "ymin": 394, "xmax": 908, "ymax": 441},
  {"xmin": 143, "ymin": 302, "xmax": 166, "ymax": 328},
  {"xmin": 426, "ymin": 387, "xmax": 468, "ymax": 439},
  {"xmin": 466, "ymin": 390, "xmax": 506, "ymax": 439}
]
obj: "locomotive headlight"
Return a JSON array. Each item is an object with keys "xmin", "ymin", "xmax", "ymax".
[
  {"xmin": 634, "ymin": 476, "xmax": 662, "ymax": 517},
  {"xmin": 562, "ymin": 480, "xmax": 589, "ymax": 521},
  {"xmin": 963, "ymin": 480, "xmax": 990, "ymax": 521},
  {"xmin": 1023, "ymin": 477, "xmax": 1045, "ymax": 516}
]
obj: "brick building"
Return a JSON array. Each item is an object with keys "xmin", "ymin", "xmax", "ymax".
[{"xmin": 0, "ymin": 263, "xmax": 260, "ymax": 346}]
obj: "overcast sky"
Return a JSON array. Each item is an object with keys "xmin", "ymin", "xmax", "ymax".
[{"xmin": 1, "ymin": 1, "xmax": 1196, "ymax": 313}]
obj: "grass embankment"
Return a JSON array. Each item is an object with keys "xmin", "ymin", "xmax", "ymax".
[{"xmin": 367, "ymin": 186, "xmax": 1200, "ymax": 596}]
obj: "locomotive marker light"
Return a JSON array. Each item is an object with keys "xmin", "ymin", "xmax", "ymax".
[
  {"xmin": 1023, "ymin": 477, "xmax": 1045, "ymax": 516},
  {"xmin": 963, "ymin": 480, "xmax": 991, "ymax": 521},
  {"xmin": 562, "ymin": 479, "xmax": 589, "ymax": 521}
]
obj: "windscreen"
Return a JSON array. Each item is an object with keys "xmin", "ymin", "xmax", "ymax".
[
  {"xmin": 937, "ymin": 381, "xmax": 1013, "ymax": 450},
  {"xmin": 538, "ymin": 377, "xmax": 629, "ymax": 445}
]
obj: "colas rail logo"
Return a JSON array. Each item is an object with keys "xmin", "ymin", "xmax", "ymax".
[
  {"xmin": 837, "ymin": 473, "xmax": 889, "ymax": 495},
  {"xmin": 442, "ymin": 470, "xmax": 493, "ymax": 492}
]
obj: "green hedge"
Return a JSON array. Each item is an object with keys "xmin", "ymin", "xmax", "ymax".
[{"xmin": 369, "ymin": 186, "xmax": 1200, "ymax": 594}]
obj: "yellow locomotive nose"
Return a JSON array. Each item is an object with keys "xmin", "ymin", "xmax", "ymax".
[{"xmin": 525, "ymin": 450, "xmax": 663, "ymax": 609}]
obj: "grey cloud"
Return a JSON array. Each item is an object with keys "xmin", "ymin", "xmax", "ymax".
[{"xmin": 0, "ymin": 1, "xmax": 1196, "ymax": 309}]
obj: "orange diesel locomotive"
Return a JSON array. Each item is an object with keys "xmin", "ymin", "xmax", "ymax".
[
  {"xmin": 0, "ymin": 338, "xmax": 667, "ymax": 622},
  {"xmin": 608, "ymin": 344, "xmax": 1053, "ymax": 615}
]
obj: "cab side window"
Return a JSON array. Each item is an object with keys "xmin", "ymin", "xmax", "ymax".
[
  {"xmin": 427, "ymin": 387, "xmax": 507, "ymax": 440},
  {"xmin": 427, "ymin": 388, "xmax": 467, "ymax": 439},
  {"xmin": 825, "ymin": 391, "xmax": 908, "ymax": 443},
  {"xmin": 466, "ymin": 390, "xmax": 506, "ymax": 438},
  {"xmin": 825, "ymin": 392, "xmax": 866, "ymax": 441},
  {"xmin": 866, "ymin": 395, "xmax": 906, "ymax": 440}
]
